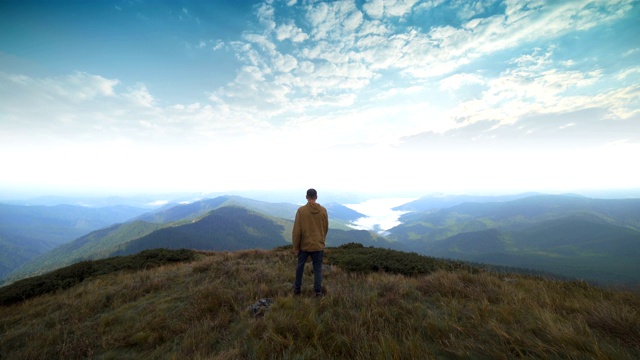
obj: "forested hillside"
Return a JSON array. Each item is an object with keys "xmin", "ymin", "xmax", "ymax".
[{"xmin": 0, "ymin": 204, "xmax": 148, "ymax": 281}]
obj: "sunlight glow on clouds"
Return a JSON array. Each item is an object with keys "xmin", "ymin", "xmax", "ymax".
[{"xmin": 0, "ymin": 0, "xmax": 639, "ymax": 196}]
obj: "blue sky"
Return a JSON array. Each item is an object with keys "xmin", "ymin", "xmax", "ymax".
[{"xmin": 1, "ymin": 0, "xmax": 639, "ymax": 197}]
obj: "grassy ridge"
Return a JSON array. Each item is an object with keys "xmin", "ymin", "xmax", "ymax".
[
  {"xmin": 0, "ymin": 249, "xmax": 196, "ymax": 306},
  {"xmin": 1, "ymin": 246, "xmax": 639, "ymax": 359}
]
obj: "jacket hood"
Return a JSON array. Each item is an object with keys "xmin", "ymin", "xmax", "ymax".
[{"xmin": 307, "ymin": 202, "xmax": 322, "ymax": 214}]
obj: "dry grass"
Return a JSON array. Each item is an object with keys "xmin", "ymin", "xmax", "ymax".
[{"xmin": 1, "ymin": 247, "xmax": 639, "ymax": 359}]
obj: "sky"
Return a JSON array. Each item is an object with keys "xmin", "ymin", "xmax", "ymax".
[{"xmin": 1, "ymin": 0, "xmax": 639, "ymax": 199}]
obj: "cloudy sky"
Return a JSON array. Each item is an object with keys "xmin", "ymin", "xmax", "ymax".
[{"xmin": 1, "ymin": 0, "xmax": 639, "ymax": 198}]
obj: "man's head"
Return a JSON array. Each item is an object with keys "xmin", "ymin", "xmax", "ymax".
[{"xmin": 306, "ymin": 188, "xmax": 318, "ymax": 200}]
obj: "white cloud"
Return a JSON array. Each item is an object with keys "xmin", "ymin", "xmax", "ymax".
[
  {"xmin": 256, "ymin": 2, "xmax": 276, "ymax": 31},
  {"xmin": 199, "ymin": 0, "xmax": 640, "ymax": 150},
  {"xmin": 0, "ymin": 71, "xmax": 118, "ymax": 101},
  {"xmin": 439, "ymin": 73, "xmax": 485, "ymax": 91},
  {"xmin": 212, "ymin": 40, "xmax": 225, "ymax": 51},
  {"xmin": 384, "ymin": 0, "xmax": 420, "ymax": 17},
  {"xmin": 305, "ymin": 1, "xmax": 363, "ymax": 41},
  {"xmin": 362, "ymin": 0, "xmax": 384, "ymax": 19},
  {"xmin": 363, "ymin": 0, "xmax": 420, "ymax": 19},
  {"xmin": 616, "ymin": 67, "xmax": 640, "ymax": 81},
  {"xmin": 275, "ymin": 22, "xmax": 309, "ymax": 42},
  {"xmin": 623, "ymin": 48, "xmax": 640, "ymax": 57},
  {"xmin": 457, "ymin": 0, "xmax": 494, "ymax": 20},
  {"xmin": 444, "ymin": 48, "xmax": 640, "ymax": 128},
  {"xmin": 0, "ymin": 68, "xmax": 278, "ymax": 149},
  {"xmin": 125, "ymin": 83, "xmax": 154, "ymax": 107},
  {"xmin": 387, "ymin": 0, "xmax": 634, "ymax": 79},
  {"xmin": 273, "ymin": 53, "xmax": 298, "ymax": 73}
]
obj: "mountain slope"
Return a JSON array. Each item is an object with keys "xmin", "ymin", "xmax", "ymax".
[
  {"xmin": 0, "ymin": 234, "xmax": 52, "ymax": 280},
  {"xmin": 418, "ymin": 215, "xmax": 640, "ymax": 285},
  {"xmin": 1, "ymin": 247, "xmax": 638, "ymax": 359},
  {"xmin": 0, "ymin": 203, "xmax": 149, "ymax": 281}
]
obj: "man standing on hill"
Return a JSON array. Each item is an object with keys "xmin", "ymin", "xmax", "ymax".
[{"xmin": 293, "ymin": 188, "xmax": 329, "ymax": 297}]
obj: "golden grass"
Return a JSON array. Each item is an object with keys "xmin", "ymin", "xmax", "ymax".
[{"xmin": 1, "ymin": 247, "xmax": 639, "ymax": 359}]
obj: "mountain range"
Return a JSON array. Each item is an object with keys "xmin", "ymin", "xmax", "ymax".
[
  {"xmin": 1, "ymin": 196, "xmax": 380, "ymax": 284},
  {"xmin": 1, "ymin": 193, "xmax": 639, "ymax": 287},
  {"xmin": 387, "ymin": 195, "xmax": 640, "ymax": 285}
]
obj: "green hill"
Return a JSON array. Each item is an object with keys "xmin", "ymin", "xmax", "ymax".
[
  {"xmin": 1, "ymin": 246, "xmax": 638, "ymax": 359},
  {"xmin": 114, "ymin": 207, "xmax": 288, "ymax": 255}
]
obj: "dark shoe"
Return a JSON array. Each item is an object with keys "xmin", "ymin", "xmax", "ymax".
[
  {"xmin": 315, "ymin": 292, "xmax": 324, "ymax": 298},
  {"xmin": 293, "ymin": 290, "xmax": 301, "ymax": 296}
]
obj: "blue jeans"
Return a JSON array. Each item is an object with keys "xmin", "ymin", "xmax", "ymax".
[{"xmin": 295, "ymin": 250, "xmax": 324, "ymax": 294}]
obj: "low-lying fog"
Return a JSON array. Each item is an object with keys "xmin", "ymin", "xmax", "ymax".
[{"xmin": 345, "ymin": 197, "xmax": 416, "ymax": 235}]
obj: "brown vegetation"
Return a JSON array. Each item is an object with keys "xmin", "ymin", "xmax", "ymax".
[{"xmin": 1, "ymin": 246, "xmax": 639, "ymax": 359}]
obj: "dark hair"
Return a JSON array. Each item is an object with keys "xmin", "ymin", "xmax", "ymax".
[{"xmin": 306, "ymin": 188, "xmax": 318, "ymax": 198}]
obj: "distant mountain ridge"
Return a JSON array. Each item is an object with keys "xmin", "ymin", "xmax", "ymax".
[
  {"xmin": 3, "ymin": 193, "xmax": 640, "ymax": 287},
  {"xmin": 392, "ymin": 192, "xmax": 541, "ymax": 212},
  {"xmin": 136, "ymin": 195, "xmax": 363, "ymax": 229}
]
